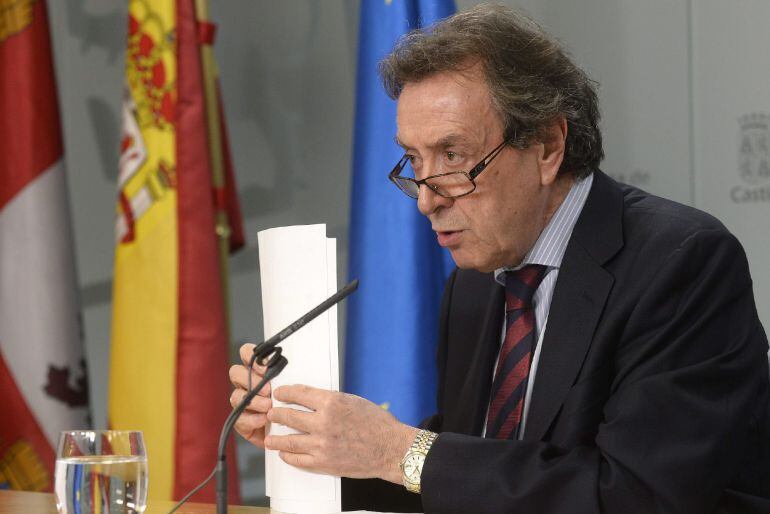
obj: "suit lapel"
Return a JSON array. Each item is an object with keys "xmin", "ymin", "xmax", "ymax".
[
  {"xmin": 523, "ymin": 170, "xmax": 624, "ymax": 441},
  {"xmin": 445, "ymin": 275, "xmax": 504, "ymax": 436},
  {"xmin": 523, "ymin": 243, "xmax": 614, "ymax": 440}
]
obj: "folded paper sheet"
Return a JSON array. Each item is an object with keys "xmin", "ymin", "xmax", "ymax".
[{"xmin": 258, "ymin": 224, "xmax": 341, "ymax": 514}]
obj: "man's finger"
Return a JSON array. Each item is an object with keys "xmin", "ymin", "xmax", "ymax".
[
  {"xmin": 278, "ymin": 451, "xmax": 316, "ymax": 471},
  {"xmin": 234, "ymin": 412, "xmax": 267, "ymax": 432},
  {"xmin": 234, "ymin": 413, "xmax": 267, "ymax": 444},
  {"xmin": 265, "ymin": 433, "xmax": 314, "ymax": 455},
  {"xmin": 274, "ymin": 384, "xmax": 328, "ymax": 410},
  {"xmin": 239, "ymin": 343, "xmax": 256, "ymax": 365},
  {"xmin": 228, "ymin": 365, "xmax": 271, "ymax": 396},
  {"xmin": 239, "ymin": 343, "xmax": 270, "ymax": 372},
  {"xmin": 268, "ymin": 406, "xmax": 314, "ymax": 433},
  {"xmin": 230, "ymin": 389, "xmax": 272, "ymax": 412}
]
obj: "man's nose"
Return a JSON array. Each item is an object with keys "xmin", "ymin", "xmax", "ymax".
[{"xmin": 417, "ymin": 185, "xmax": 453, "ymax": 216}]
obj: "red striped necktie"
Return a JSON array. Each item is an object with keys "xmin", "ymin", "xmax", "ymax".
[{"xmin": 485, "ymin": 264, "xmax": 548, "ymax": 440}]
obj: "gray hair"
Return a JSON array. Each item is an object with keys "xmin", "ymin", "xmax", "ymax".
[{"xmin": 379, "ymin": 3, "xmax": 603, "ymax": 178}]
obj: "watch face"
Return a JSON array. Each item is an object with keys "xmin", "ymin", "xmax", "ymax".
[{"xmin": 403, "ymin": 454, "xmax": 424, "ymax": 481}]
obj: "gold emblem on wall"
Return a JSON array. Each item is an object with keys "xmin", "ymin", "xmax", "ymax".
[
  {"xmin": 738, "ymin": 113, "xmax": 770, "ymax": 186},
  {"xmin": 731, "ymin": 113, "xmax": 770, "ymax": 203}
]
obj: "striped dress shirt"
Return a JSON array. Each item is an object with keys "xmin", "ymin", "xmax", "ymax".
[{"xmin": 483, "ymin": 172, "xmax": 594, "ymax": 438}]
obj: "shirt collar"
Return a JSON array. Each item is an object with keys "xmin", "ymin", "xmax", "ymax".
[{"xmin": 494, "ymin": 172, "xmax": 593, "ymax": 285}]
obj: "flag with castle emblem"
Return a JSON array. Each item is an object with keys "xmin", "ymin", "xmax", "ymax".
[
  {"xmin": 109, "ymin": 0, "xmax": 243, "ymax": 502},
  {"xmin": 0, "ymin": 0, "xmax": 90, "ymax": 491}
]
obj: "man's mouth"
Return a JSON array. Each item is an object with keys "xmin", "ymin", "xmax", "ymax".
[{"xmin": 436, "ymin": 230, "xmax": 462, "ymax": 247}]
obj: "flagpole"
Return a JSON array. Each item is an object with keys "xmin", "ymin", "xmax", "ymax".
[{"xmin": 193, "ymin": 0, "xmax": 232, "ymax": 337}]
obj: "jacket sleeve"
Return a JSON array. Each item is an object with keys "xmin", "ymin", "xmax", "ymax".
[{"xmin": 420, "ymin": 229, "xmax": 770, "ymax": 514}]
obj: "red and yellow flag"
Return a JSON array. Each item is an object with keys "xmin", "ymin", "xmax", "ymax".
[
  {"xmin": 0, "ymin": 0, "xmax": 89, "ymax": 492},
  {"xmin": 109, "ymin": 0, "xmax": 243, "ymax": 502}
]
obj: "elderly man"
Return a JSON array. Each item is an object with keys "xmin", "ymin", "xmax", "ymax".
[{"xmin": 229, "ymin": 5, "xmax": 770, "ymax": 513}]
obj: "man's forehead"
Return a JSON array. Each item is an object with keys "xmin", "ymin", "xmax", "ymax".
[{"xmin": 395, "ymin": 71, "xmax": 500, "ymax": 150}]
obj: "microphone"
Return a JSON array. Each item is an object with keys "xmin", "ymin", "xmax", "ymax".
[
  {"xmin": 216, "ymin": 279, "xmax": 359, "ymax": 514},
  {"xmin": 252, "ymin": 278, "xmax": 359, "ymax": 362}
]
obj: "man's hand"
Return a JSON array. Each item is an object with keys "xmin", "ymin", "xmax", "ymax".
[
  {"xmin": 265, "ymin": 385, "xmax": 418, "ymax": 484},
  {"xmin": 228, "ymin": 343, "xmax": 273, "ymax": 448}
]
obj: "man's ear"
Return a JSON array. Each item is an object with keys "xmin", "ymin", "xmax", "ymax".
[{"xmin": 539, "ymin": 118, "xmax": 567, "ymax": 186}]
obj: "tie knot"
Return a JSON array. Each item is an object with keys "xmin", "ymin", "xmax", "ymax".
[{"xmin": 505, "ymin": 264, "xmax": 547, "ymax": 311}]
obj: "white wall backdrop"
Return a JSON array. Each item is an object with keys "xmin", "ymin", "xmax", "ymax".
[
  {"xmin": 46, "ymin": 0, "xmax": 768, "ymax": 505},
  {"xmin": 531, "ymin": 0, "xmax": 693, "ymax": 205},
  {"xmin": 690, "ymin": 0, "xmax": 770, "ymax": 324}
]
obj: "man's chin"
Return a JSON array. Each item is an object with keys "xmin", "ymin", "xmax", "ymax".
[{"xmin": 448, "ymin": 251, "xmax": 496, "ymax": 273}]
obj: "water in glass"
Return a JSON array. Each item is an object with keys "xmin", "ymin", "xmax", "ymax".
[{"xmin": 55, "ymin": 431, "xmax": 148, "ymax": 514}]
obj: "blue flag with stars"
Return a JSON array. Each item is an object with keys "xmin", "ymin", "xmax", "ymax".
[{"xmin": 345, "ymin": 0, "xmax": 456, "ymax": 426}]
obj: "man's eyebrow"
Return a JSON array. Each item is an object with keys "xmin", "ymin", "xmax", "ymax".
[
  {"xmin": 394, "ymin": 134, "xmax": 471, "ymax": 151},
  {"xmin": 434, "ymin": 134, "xmax": 470, "ymax": 149},
  {"xmin": 394, "ymin": 137, "xmax": 409, "ymax": 151}
]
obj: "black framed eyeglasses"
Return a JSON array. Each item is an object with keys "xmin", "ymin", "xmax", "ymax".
[{"xmin": 389, "ymin": 138, "xmax": 512, "ymax": 199}]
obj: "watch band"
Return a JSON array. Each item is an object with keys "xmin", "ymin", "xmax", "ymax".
[{"xmin": 399, "ymin": 429, "xmax": 438, "ymax": 494}]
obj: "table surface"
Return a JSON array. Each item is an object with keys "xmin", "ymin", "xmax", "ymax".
[{"xmin": 0, "ymin": 489, "xmax": 273, "ymax": 513}]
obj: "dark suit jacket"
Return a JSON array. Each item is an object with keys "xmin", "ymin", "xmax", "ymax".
[{"xmin": 343, "ymin": 171, "xmax": 770, "ymax": 514}]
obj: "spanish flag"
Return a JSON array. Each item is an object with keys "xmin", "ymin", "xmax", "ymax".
[{"xmin": 109, "ymin": 0, "xmax": 243, "ymax": 502}]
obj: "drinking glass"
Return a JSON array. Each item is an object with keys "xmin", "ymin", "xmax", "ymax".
[{"xmin": 55, "ymin": 430, "xmax": 148, "ymax": 514}]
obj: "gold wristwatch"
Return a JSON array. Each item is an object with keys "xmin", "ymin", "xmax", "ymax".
[{"xmin": 399, "ymin": 429, "xmax": 438, "ymax": 494}]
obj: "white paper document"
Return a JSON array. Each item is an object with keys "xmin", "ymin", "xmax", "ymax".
[{"xmin": 258, "ymin": 224, "xmax": 341, "ymax": 514}]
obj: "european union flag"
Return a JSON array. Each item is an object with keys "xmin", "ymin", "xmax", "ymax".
[{"xmin": 345, "ymin": 0, "xmax": 456, "ymax": 426}]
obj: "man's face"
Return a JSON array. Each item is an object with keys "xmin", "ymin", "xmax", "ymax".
[{"xmin": 396, "ymin": 67, "xmax": 563, "ymax": 272}]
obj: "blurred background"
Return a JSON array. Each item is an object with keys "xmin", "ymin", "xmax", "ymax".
[{"xmin": 42, "ymin": 0, "xmax": 770, "ymax": 505}]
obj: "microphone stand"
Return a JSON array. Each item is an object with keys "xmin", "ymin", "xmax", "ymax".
[
  {"xmin": 216, "ymin": 354, "xmax": 287, "ymax": 514},
  {"xmin": 214, "ymin": 279, "xmax": 359, "ymax": 514}
]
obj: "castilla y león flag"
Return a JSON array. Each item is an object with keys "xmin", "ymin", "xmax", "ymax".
[
  {"xmin": 109, "ymin": 0, "xmax": 244, "ymax": 503},
  {"xmin": 0, "ymin": 0, "xmax": 90, "ymax": 491}
]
